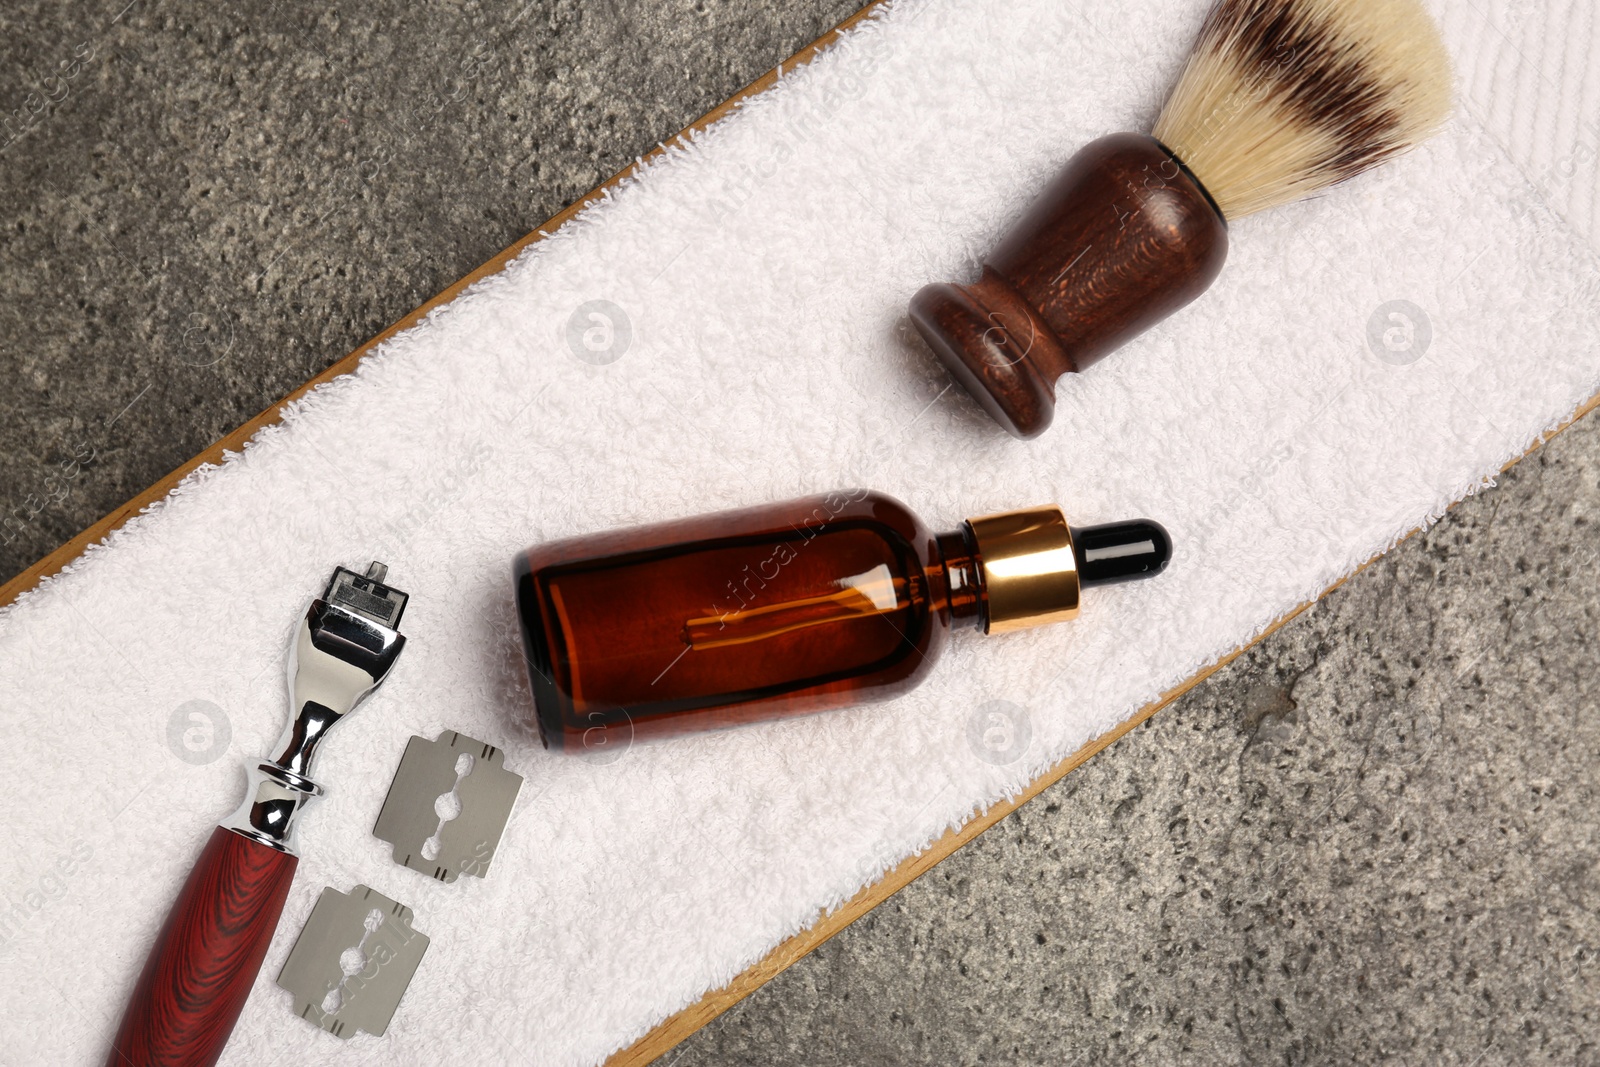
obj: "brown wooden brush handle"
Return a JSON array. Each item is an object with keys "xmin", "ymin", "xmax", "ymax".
[
  {"xmin": 910, "ymin": 132, "xmax": 1228, "ymax": 439},
  {"xmin": 107, "ymin": 827, "xmax": 298, "ymax": 1067}
]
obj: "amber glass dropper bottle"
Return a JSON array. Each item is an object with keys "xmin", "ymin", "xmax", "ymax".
[{"xmin": 513, "ymin": 490, "xmax": 1169, "ymax": 751}]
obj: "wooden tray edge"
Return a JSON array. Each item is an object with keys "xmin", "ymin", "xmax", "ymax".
[
  {"xmin": 0, "ymin": 0, "xmax": 889, "ymax": 611},
  {"xmin": 3, "ymin": 4, "xmax": 1593, "ymax": 1063},
  {"xmin": 603, "ymin": 390, "xmax": 1600, "ymax": 1067}
]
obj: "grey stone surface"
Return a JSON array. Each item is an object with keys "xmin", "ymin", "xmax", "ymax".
[
  {"xmin": 3, "ymin": 3, "xmax": 1597, "ymax": 1066},
  {"xmin": 0, "ymin": 0, "xmax": 860, "ymax": 578},
  {"xmin": 673, "ymin": 414, "xmax": 1600, "ymax": 1066}
]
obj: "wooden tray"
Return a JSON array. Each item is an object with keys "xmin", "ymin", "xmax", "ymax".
[{"xmin": 2, "ymin": 4, "xmax": 1595, "ymax": 1063}]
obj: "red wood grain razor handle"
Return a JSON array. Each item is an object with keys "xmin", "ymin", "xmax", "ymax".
[
  {"xmin": 107, "ymin": 830, "xmax": 297, "ymax": 1066},
  {"xmin": 107, "ymin": 563, "xmax": 408, "ymax": 1067}
]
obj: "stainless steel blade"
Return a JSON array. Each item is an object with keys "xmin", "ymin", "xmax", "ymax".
[
  {"xmin": 373, "ymin": 730, "xmax": 523, "ymax": 883},
  {"xmin": 276, "ymin": 885, "xmax": 429, "ymax": 1039}
]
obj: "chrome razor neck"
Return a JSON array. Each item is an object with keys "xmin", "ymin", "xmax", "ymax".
[{"xmin": 222, "ymin": 597, "xmax": 406, "ymax": 855}]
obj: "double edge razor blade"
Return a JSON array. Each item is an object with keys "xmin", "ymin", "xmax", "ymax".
[
  {"xmin": 374, "ymin": 730, "xmax": 523, "ymax": 883},
  {"xmin": 277, "ymin": 885, "xmax": 429, "ymax": 1040}
]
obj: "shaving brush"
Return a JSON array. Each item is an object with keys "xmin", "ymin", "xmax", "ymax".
[{"xmin": 911, "ymin": 0, "xmax": 1454, "ymax": 439}]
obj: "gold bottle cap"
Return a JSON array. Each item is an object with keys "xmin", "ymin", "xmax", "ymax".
[{"xmin": 966, "ymin": 506, "xmax": 1080, "ymax": 634}]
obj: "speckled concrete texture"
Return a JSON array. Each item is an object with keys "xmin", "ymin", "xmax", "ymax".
[
  {"xmin": 0, "ymin": 0, "xmax": 861, "ymax": 578},
  {"xmin": 3, "ymin": 3, "xmax": 1597, "ymax": 1065},
  {"xmin": 673, "ymin": 413, "xmax": 1600, "ymax": 1066}
]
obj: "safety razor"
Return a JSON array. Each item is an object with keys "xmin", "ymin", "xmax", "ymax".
[{"xmin": 107, "ymin": 563, "xmax": 408, "ymax": 1067}]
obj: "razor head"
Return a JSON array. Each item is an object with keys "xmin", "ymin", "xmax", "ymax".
[
  {"xmin": 323, "ymin": 562, "xmax": 408, "ymax": 630},
  {"xmin": 273, "ymin": 563, "xmax": 410, "ymax": 784},
  {"xmin": 303, "ymin": 562, "xmax": 409, "ymax": 697}
]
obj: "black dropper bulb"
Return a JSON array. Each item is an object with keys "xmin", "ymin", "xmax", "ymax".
[{"xmin": 1070, "ymin": 519, "xmax": 1171, "ymax": 587}]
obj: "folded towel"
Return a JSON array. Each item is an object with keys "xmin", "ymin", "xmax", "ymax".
[{"xmin": 1, "ymin": 1, "xmax": 1596, "ymax": 1064}]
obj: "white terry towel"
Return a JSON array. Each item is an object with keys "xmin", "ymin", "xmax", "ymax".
[{"xmin": 1, "ymin": 0, "xmax": 1597, "ymax": 1064}]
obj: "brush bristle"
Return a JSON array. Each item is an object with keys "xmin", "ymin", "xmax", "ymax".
[{"xmin": 1153, "ymin": 0, "xmax": 1453, "ymax": 220}]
